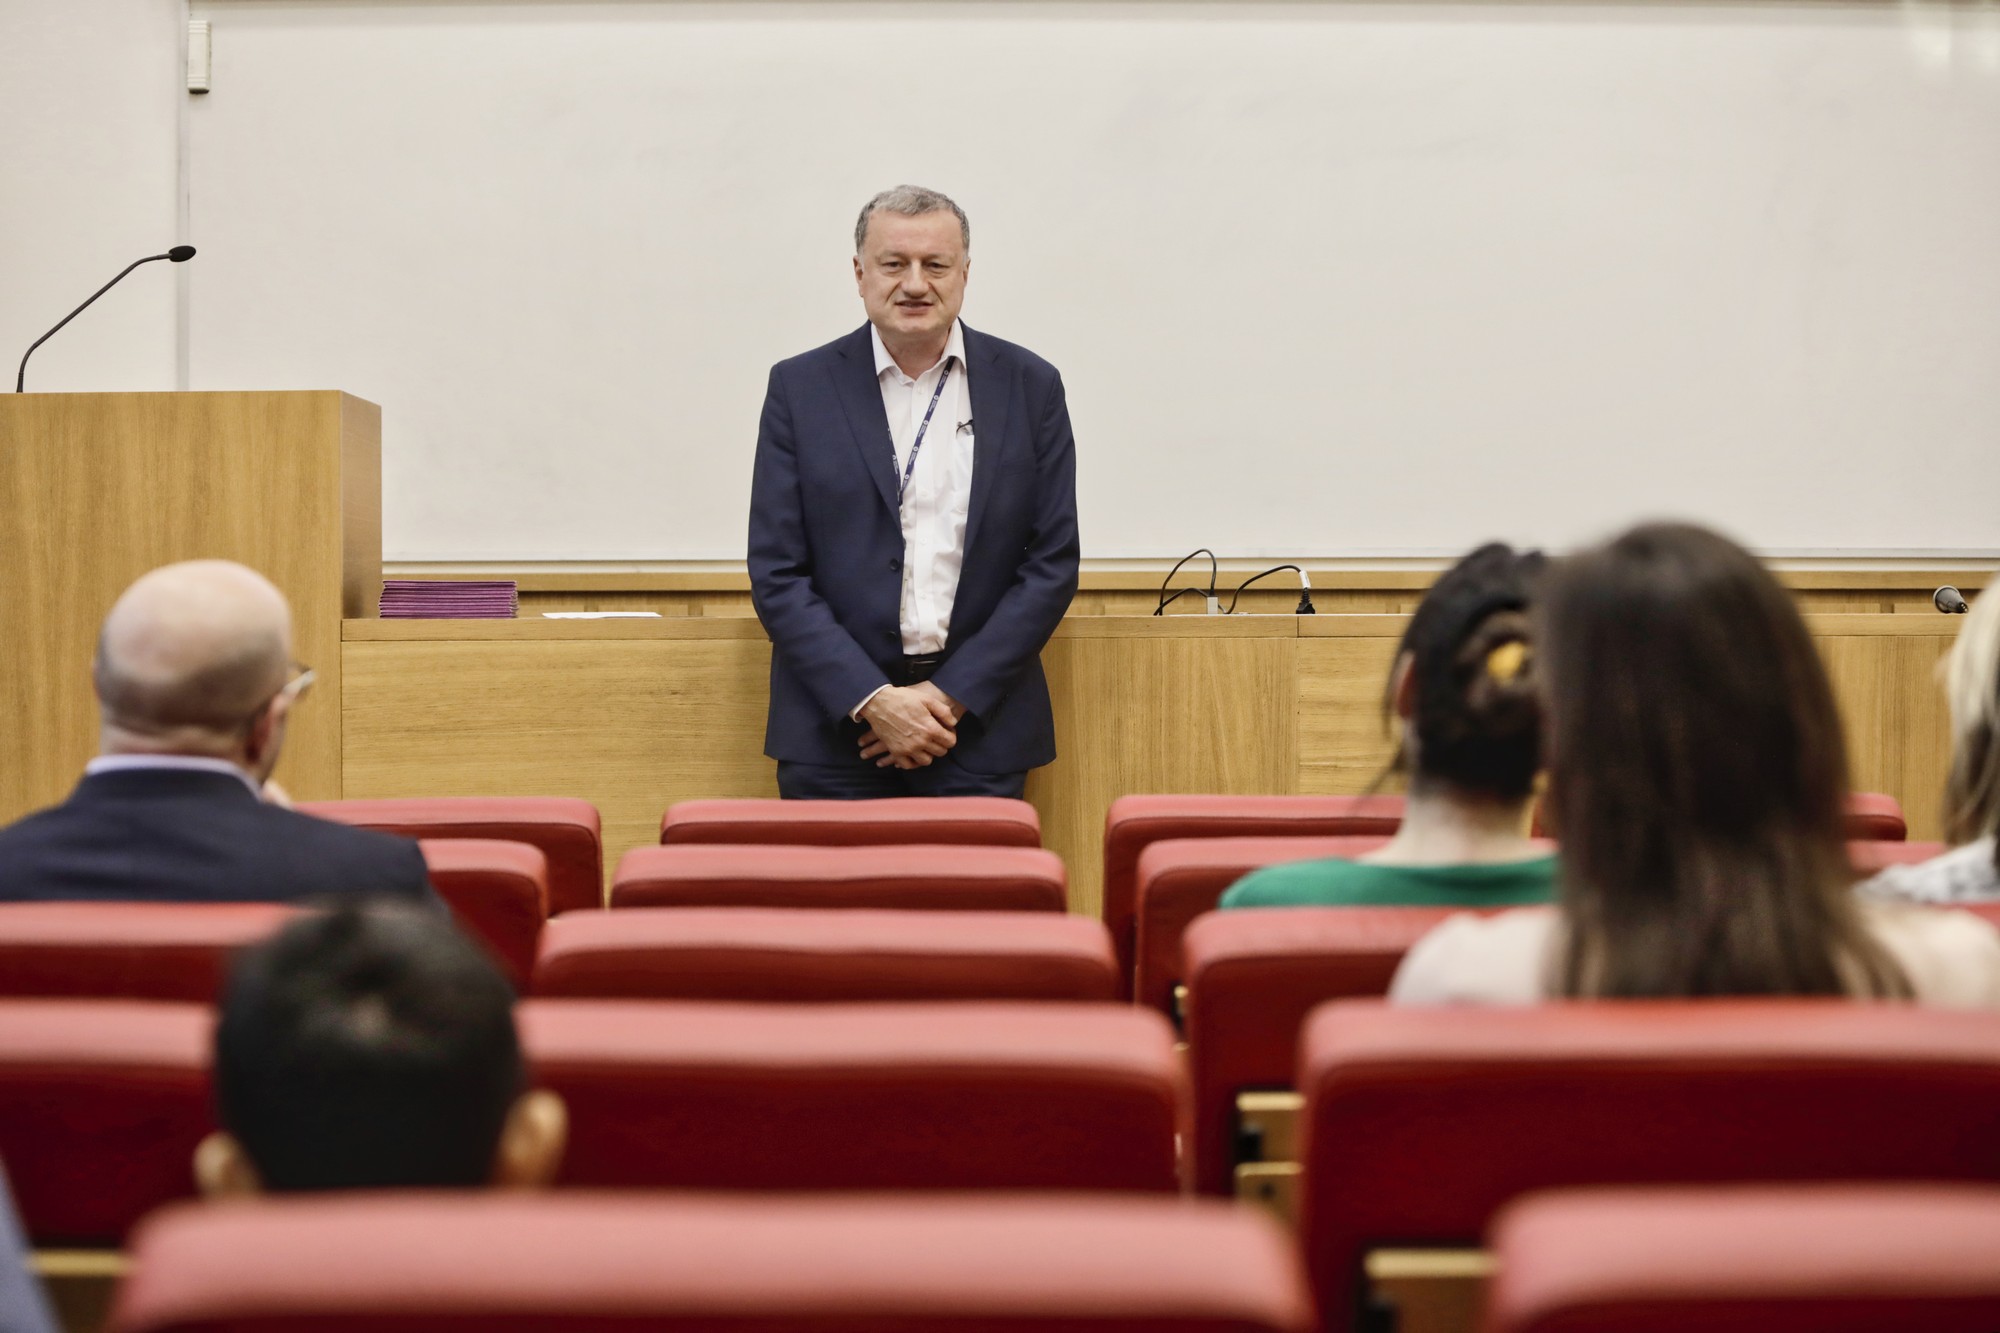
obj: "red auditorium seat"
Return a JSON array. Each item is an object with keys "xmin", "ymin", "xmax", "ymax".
[
  {"xmin": 0, "ymin": 845, "xmax": 544, "ymax": 997},
  {"xmin": 299, "ymin": 796, "xmax": 603, "ymax": 914},
  {"xmin": 420, "ymin": 839, "xmax": 547, "ymax": 990},
  {"xmin": 1849, "ymin": 839, "xmax": 1947, "ymax": 876},
  {"xmin": 660, "ymin": 796, "xmax": 1041, "ymax": 847},
  {"xmin": 1964, "ymin": 901, "xmax": 2000, "ymax": 930},
  {"xmin": 1131, "ymin": 835, "xmax": 1400, "ymax": 1015},
  {"xmin": 520, "ymin": 999, "xmax": 1185, "ymax": 1192},
  {"xmin": 0, "ymin": 1000, "xmax": 211, "ymax": 1244},
  {"xmin": 532, "ymin": 908, "xmax": 1119, "ymax": 1002},
  {"xmin": 1486, "ymin": 1184, "xmax": 2000, "ymax": 1333},
  {"xmin": 610, "ymin": 843, "xmax": 1068, "ymax": 912},
  {"xmin": 1101, "ymin": 795, "xmax": 1404, "ymax": 988},
  {"xmin": 1845, "ymin": 792, "xmax": 1908, "ymax": 841},
  {"xmin": 111, "ymin": 1193, "xmax": 1314, "ymax": 1333},
  {"xmin": 1179, "ymin": 906, "xmax": 1457, "ymax": 1195},
  {"xmin": 1538, "ymin": 794, "xmax": 1908, "ymax": 842},
  {"xmin": 1297, "ymin": 1001, "xmax": 2000, "ymax": 1333},
  {"xmin": 0, "ymin": 903, "xmax": 296, "ymax": 1003}
]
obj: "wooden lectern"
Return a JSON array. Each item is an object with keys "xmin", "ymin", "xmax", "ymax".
[{"xmin": 0, "ymin": 392, "xmax": 380, "ymax": 823}]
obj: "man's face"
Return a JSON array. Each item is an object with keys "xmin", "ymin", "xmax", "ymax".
[{"xmin": 854, "ymin": 210, "xmax": 969, "ymax": 349}]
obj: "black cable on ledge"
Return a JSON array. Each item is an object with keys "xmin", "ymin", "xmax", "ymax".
[
  {"xmin": 1154, "ymin": 586, "xmax": 1216, "ymax": 615},
  {"xmin": 1223, "ymin": 565, "xmax": 1315, "ymax": 615},
  {"xmin": 1152, "ymin": 548, "xmax": 1219, "ymax": 615}
]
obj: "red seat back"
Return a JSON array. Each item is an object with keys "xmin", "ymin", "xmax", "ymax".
[
  {"xmin": 0, "ymin": 903, "xmax": 296, "ymax": 1003},
  {"xmin": 1101, "ymin": 796, "xmax": 1404, "ymax": 990},
  {"xmin": 1849, "ymin": 840, "xmax": 1948, "ymax": 876},
  {"xmin": 300, "ymin": 797, "xmax": 603, "ymax": 914},
  {"xmin": 0, "ymin": 847, "xmax": 544, "ymax": 996},
  {"xmin": 661, "ymin": 796, "xmax": 1041, "ymax": 847},
  {"xmin": 420, "ymin": 839, "xmax": 548, "ymax": 990},
  {"xmin": 1179, "ymin": 906, "xmax": 1457, "ymax": 1195},
  {"xmin": 611, "ymin": 843, "xmax": 1067, "ymax": 912},
  {"xmin": 521, "ymin": 999, "xmax": 1185, "ymax": 1192},
  {"xmin": 1845, "ymin": 792, "xmax": 1909, "ymax": 841},
  {"xmin": 1298, "ymin": 1001, "xmax": 2000, "ymax": 1333},
  {"xmin": 1486, "ymin": 1184, "xmax": 2000, "ymax": 1333},
  {"xmin": 1134, "ymin": 836, "xmax": 1394, "ymax": 1016},
  {"xmin": 112, "ymin": 1193, "xmax": 1314, "ymax": 1333},
  {"xmin": 532, "ymin": 908, "xmax": 1118, "ymax": 1002},
  {"xmin": 1538, "ymin": 793, "xmax": 1907, "ymax": 841},
  {"xmin": 0, "ymin": 1000, "xmax": 211, "ymax": 1244}
]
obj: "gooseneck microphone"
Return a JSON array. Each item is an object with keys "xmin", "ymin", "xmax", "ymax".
[
  {"xmin": 1934, "ymin": 586, "xmax": 1970, "ymax": 615},
  {"xmin": 15, "ymin": 245, "xmax": 197, "ymax": 392}
]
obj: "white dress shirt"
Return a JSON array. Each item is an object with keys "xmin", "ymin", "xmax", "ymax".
[
  {"xmin": 851, "ymin": 321, "xmax": 975, "ymax": 720},
  {"xmin": 875, "ymin": 320, "xmax": 974, "ymax": 655},
  {"xmin": 84, "ymin": 753, "xmax": 262, "ymax": 799}
]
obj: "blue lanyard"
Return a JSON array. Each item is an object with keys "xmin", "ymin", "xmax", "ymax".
[{"xmin": 896, "ymin": 360, "xmax": 955, "ymax": 507}]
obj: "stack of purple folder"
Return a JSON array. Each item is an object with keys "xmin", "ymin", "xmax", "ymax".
[{"xmin": 378, "ymin": 580, "xmax": 518, "ymax": 619}]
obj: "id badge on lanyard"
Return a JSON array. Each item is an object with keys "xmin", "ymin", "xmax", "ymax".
[{"xmin": 896, "ymin": 361, "xmax": 955, "ymax": 510}]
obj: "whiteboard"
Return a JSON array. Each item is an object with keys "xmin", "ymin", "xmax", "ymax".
[{"xmin": 186, "ymin": 0, "xmax": 2000, "ymax": 560}]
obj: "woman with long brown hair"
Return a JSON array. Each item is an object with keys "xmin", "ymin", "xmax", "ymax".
[{"xmin": 1391, "ymin": 521, "xmax": 2000, "ymax": 1004}]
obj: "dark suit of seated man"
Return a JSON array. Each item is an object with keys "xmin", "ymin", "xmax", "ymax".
[
  {"xmin": 0, "ymin": 560, "xmax": 433, "ymax": 905},
  {"xmin": 748, "ymin": 185, "xmax": 1080, "ymax": 799}
]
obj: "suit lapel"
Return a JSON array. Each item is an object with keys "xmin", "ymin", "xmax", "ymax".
[
  {"xmin": 830, "ymin": 325, "xmax": 899, "ymax": 516},
  {"xmin": 962, "ymin": 324, "xmax": 1012, "ymax": 557}
]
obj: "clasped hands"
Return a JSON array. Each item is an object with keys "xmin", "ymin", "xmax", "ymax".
[{"xmin": 858, "ymin": 681, "xmax": 966, "ymax": 769}]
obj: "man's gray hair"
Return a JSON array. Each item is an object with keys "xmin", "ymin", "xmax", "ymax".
[{"xmin": 854, "ymin": 185, "xmax": 970, "ymax": 254}]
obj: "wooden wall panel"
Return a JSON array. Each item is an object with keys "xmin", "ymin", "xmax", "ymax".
[
  {"xmin": 341, "ymin": 612, "xmax": 1964, "ymax": 919},
  {"xmin": 342, "ymin": 625, "xmax": 775, "ymax": 895},
  {"xmin": 1296, "ymin": 629, "xmax": 1403, "ymax": 795},
  {"xmin": 1034, "ymin": 622, "xmax": 1298, "ymax": 916},
  {"xmin": 1816, "ymin": 625, "xmax": 1956, "ymax": 843}
]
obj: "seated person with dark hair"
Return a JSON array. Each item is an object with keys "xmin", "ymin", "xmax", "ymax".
[
  {"xmin": 1393, "ymin": 522, "xmax": 2000, "ymax": 1005},
  {"xmin": 0, "ymin": 560, "xmax": 433, "ymax": 905},
  {"xmin": 1223, "ymin": 542, "xmax": 1556, "ymax": 909},
  {"xmin": 196, "ymin": 903, "xmax": 566, "ymax": 1195}
]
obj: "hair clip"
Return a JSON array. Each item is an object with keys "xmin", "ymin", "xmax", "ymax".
[{"xmin": 1485, "ymin": 640, "xmax": 1529, "ymax": 683}]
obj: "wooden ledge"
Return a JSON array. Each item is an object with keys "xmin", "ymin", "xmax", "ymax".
[
  {"xmin": 381, "ymin": 562, "xmax": 1994, "ymax": 596},
  {"xmin": 33, "ymin": 1249, "xmax": 127, "ymax": 1279},
  {"xmin": 344, "ymin": 618, "xmax": 770, "ymax": 642}
]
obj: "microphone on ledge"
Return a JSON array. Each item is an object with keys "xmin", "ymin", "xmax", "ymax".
[
  {"xmin": 15, "ymin": 246, "xmax": 198, "ymax": 392},
  {"xmin": 1934, "ymin": 586, "xmax": 1970, "ymax": 615},
  {"xmin": 1295, "ymin": 569, "xmax": 1316, "ymax": 615}
]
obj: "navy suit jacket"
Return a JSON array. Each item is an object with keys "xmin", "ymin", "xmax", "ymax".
[
  {"xmin": 748, "ymin": 323, "xmax": 1080, "ymax": 773},
  {"xmin": 0, "ymin": 769, "xmax": 437, "ymax": 906}
]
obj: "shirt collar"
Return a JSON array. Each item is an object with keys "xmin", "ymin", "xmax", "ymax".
[
  {"xmin": 84, "ymin": 754, "xmax": 263, "ymax": 799},
  {"xmin": 870, "ymin": 320, "xmax": 966, "ymax": 385}
]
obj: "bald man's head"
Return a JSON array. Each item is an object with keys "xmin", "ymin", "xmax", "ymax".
[{"xmin": 94, "ymin": 561, "xmax": 295, "ymax": 758}]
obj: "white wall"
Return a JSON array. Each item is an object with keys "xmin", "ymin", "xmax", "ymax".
[
  {"xmin": 0, "ymin": 0, "xmax": 184, "ymax": 393},
  {"xmin": 12, "ymin": 1, "xmax": 2000, "ymax": 559}
]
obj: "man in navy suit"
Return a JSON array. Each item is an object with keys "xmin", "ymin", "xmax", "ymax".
[
  {"xmin": 749, "ymin": 186, "xmax": 1080, "ymax": 799},
  {"xmin": 0, "ymin": 560, "xmax": 434, "ymax": 905}
]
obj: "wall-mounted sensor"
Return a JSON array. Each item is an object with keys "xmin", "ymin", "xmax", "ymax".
[{"xmin": 188, "ymin": 20, "xmax": 212, "ymax": 94}]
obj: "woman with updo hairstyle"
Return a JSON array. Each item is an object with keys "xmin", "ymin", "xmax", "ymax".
[
  {"xmin": 1222, "ymin": 542, "xmax": 1556, "ymax": 910},
  {"xmin": 1391, "ymin": 521, "xmax": 2000, "ymax": 1005},
  {"xmin": 1863, "ymin": 582, "xmax": 2000, "ymax": 904}
]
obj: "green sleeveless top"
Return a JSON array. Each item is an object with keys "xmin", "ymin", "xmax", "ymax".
[{"xmin": 1218, "ymin": 853, "xmax": 1559, "ymax": 910}]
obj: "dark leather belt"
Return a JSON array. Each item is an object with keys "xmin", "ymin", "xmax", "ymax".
[{"xmin": 890, "ymin": 653, "xmax": 946, "ymax": 686}]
